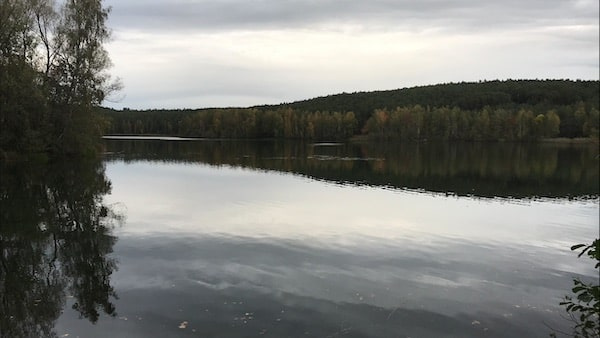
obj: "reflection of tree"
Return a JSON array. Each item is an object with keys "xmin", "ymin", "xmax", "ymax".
[
  {"xmin": 104, "ymin": 139, "xmax": 599, "ymax": 199},
  {"xmin": 0, "ymin": 159, "xmax": 123, "ymax": 337}
]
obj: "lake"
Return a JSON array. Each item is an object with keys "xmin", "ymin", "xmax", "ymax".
[{"xmin": 1, "ymin": 139, "xmax": 598, "ymax": 337}]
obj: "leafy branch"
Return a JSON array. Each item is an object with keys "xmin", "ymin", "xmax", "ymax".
[{"xmin": 557, "ymin": 240, "xmax": 599, "ymax": 338}]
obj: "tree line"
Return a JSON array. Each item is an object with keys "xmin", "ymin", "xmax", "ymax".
[
  {"xmin": 362, "ymin": 101, "xmax": 598, "ymax": 140},
  {"xmin": 362, "ymin": 105, "xmax": 564, "ymax": 141},
  {"xmin": 270, "ymin": 79, "xmax": 600, "ymax": 136},
  {"xmin": 0, "ymin": 0, "xmax": 117, "ymax": 158},
  {"xmin": 101, "ymin": 96, "xmax": 598, "ymax": 141},
  {"xmin": 102, "ymin": 107, "xmax": 358, "ymax": 140}
]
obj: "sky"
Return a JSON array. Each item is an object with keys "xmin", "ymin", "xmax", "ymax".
[{"xmin": 102, "ymin": 0, "xmax": 599, "ymax": 110}]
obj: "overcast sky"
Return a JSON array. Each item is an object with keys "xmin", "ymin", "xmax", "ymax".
[{"xmin": 102, "ymin": 0, "xmax": 599, "ymax": 110}]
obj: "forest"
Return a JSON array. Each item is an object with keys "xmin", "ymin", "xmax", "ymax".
[{"xmin": 101, "ymin": 80, "xmax": 599, "ymax": 141}]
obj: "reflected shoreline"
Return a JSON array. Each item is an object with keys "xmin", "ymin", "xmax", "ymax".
[{"xmin": 104, "ymin": 139, "xmax": 599, "ymax": 200}]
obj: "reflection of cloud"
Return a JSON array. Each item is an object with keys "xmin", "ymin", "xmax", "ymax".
[
  {"xmin": 97, "ymin": 157, "xmax": 599, "ymax": 336},
  {"xmin": 113, "ymin": 233, "xmax": 595, "ymax": 311},
  {"xmin": 77, "ymin": 233, "xmax": 584, "ymax": 337},
  {"xmin": 106, "ymin": 161, "xmax": 598, "ymax": 248},
  {"xmin": 57, "ymin": 280, "xmax": 548, "ymax": 337}
]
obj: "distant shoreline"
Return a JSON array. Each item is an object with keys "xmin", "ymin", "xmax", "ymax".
[
  {"xmin": 102, "ymin": 134, "xmax": 599, "ymax": 145},
  {"xmin": 539, "ymin": 137, "xmax": 599, "ymax": 144}
]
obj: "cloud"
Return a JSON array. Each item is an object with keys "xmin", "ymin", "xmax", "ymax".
[
  {"xmin": 102, "ymin": 0, "xmax": 599, "ymax": 109},
  {"xmin": 105, "ymin": 0, "xmax": 598, "ymax": 33}
]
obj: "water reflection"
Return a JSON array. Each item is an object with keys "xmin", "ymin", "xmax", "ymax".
[
  {"xmin": 0, "ymin": 160, "xmax": 123, "ymax": 337},
  {"xmin": 104, "ymin": 139, "xmax": 599, "ymax": 199},
  {"xmin": 3, "ymin": 140, "xmax": 595, "ymax": 337},
  {"xmin": 61, "ymin": 232, "xmax": 590, "ymax": 337}
]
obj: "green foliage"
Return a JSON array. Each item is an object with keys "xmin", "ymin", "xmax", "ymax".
[
  {"xmin": 559, "ymin": 240, "xmax": 600, "ymax": 338},
  {"xmin": 0, "ymin": 0, "xmax": 117, "ymax": 158},
  {"xmin": 0, "ymin": 59, "xmax": 51, "ymax": 155},
  {"xmin": 51, "ymin": 0, "xmax": 114, "ymax": 107}
]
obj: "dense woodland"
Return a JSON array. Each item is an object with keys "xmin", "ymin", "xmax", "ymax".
[
  {"xmin": 0, "ymin": 0, "xmax": 118, "ymax": 158},
  {"xmin": 101, "ymin": 80, "xmax": 599, "ymax": 141},
  {"xmin": 101, "ymin": 108, "xmax": 358, "ymax": 140}
]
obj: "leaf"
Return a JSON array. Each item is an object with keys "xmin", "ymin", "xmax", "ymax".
[{"xmin": 576, "ymin": 294, "xmax": 592, "ymax": 303}]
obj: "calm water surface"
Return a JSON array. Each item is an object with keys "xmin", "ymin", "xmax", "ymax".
[{"xmin": 1, "ymin": 139, "xmax": 598, "ymax": 337}]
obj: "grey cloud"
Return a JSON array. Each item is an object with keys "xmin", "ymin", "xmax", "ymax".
[
  {"xmin": 105, "ymin": 0, "xmax": 599, "ymax": 33},
  {"xmin": 101, "ymin": 0, "xmax": 599, "ymax": 109}
]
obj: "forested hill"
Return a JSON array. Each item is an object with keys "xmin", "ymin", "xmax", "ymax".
[
  {"xmin": 260, "ymin": 79, "xmax": 599, "ymax": 125},
  {"xmin": 101, "ymin": 79, "xmax": 599, "ymax": 140}
]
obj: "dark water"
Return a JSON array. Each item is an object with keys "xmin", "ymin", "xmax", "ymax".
[{"xmin": 1, "ymin": 139, "xmax": 598, "ymax": 337}]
